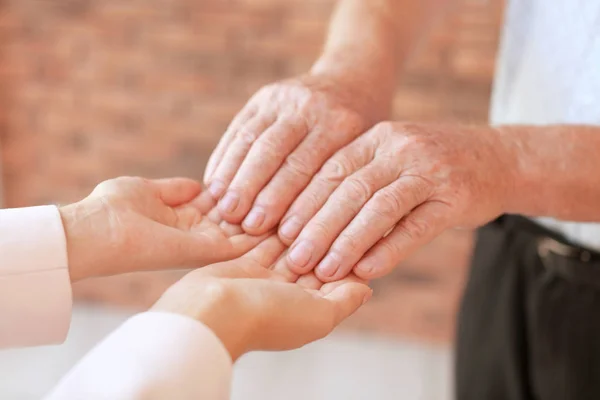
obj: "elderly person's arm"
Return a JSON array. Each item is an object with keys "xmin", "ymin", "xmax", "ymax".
[
  {"xmin": 277, "ymin": 122, "xmax": 600, "ymax": 281},
  {"xmin": 0, "ymin": 177, "xmax": 267, "ymax": 349},
  {"xmin": 204, "ymin": 0, "xmax": 449, "ymax": 236}
]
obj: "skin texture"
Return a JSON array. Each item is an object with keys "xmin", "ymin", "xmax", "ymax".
[
  {"xmin": 152, "ymin": 229, "xmax": 371, "ymax": 361},
  {"xmin": 59, "ymin": 179, "xmax": 371, "ymax": 361},
  {"xmin": 205, "ymin": 0, "xmax": 600, "ymax": 286},
  {"xmin": 278, "ymin": 122, "xmax": 600, "ymax": 282},
  {"xmin": 279, "ymin": 122, "xmax": 517, "ymax": 281},
  {"xmin": 60, "ymin": 177, "xmax": 268, "ymax": 282},
  {"xmin": 204, "ymin": 0, "xmax": 446, "ymax": 237}
]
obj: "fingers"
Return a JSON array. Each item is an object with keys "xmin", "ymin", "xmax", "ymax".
[
  {"xmin": 322, "ymin": 282, "xmax": 372, "ymax": 326},
  {"xmin": 188, "ymin": 190, "xmax": 217, "ymax": 215},
  {"xmin": 314, "ymin": 176, "xmax": 431, "ymax": 282},
  {"xmin": 242, "ymin": 122, "xmax": 364, "ymax": 236},
  {"xmin": 185, "ymin": 222, "xmax": 271, "ymax": 265},
  {"xmin": 270, "ymin": 251, "xmax": 300, "ymax": 283},
  {"xmin": 207, "ymin": 207, "xmax": 222, "ymax": 224},
  {"xmin": 285, "ymin": 159, "xmax": 396, "ymax": 277},
  {"xmin": 354, "ymin": 201, "xmax": 450, "ymax": 279},
  {"xmin": 153, "ymin": 178, "xmax": 203, "ymax": 207},
  {"xmin": 204, "ymin": 106, "xmax": 257, "ymax": 185},
  {"xmin": 225, "ymin": 232, "xmax": 273, "ymax": 260},
  {"xmin": 207, "ymin": 114, "xmax": 277, "ymax": 200},
  {"xmin": 242, "ymin": 235, "xmax": 288, "ymax": 269},
  {"xmin": 187, "ymin": 259, "xmax": 273, "ymax": 281},
  {"xmin": 259, "ymin": 280, "xmax": 371, "ymax": 348},
  {"xmin": 319, "ymin": 273, "xmax": 368, "ymax": 295},
  {"xmin": 185, "ymin": 236, "xmax": 285, "ymax": 281},
  {"xmin": 218, "ymin": 220, "xmax": 244, "ymax": 236},
  {"xmin": 295, "ymin": 272, "xmax": 324, "ymax": 290},
  {"xmin": 218, "ymin": 117, "xmax": 308, "ymax": 223},
  {"xmin": 278, "ymin": 135, "xmax": 378, "ymax": 249}
]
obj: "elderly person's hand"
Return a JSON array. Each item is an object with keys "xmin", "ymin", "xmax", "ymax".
[
  {"xmin": 60, "ymin": 177, "xmax": 268, "ymax": 281},
  {"xmin": 153, "ymin": 235, "xmax": 371, "ymax": 361},
  {"xmin": 278, "ymin": 122, "xmax": 517, "ymax": 281},
  {"xmin": 203, "ymin": 72, "xmax": 386, "ymax": 235}
]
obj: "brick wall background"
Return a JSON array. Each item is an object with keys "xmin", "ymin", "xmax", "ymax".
[{"xmin": 0, "ymin": 0, "xmax": 504, "ymax": 344}]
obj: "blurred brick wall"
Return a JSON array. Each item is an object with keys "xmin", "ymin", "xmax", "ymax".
[{"xmin": 0, "ymin": 0, "xmax": 504, "ymax": 344}]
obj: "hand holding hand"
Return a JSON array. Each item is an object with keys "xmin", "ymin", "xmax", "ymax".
[{"xmin": 60, "ymin": 177, "xmax": 268, "ymax": 281}]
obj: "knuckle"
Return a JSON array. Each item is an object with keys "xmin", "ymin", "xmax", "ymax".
[
  {"xmin": 256, "ymin": 84, "xmax": 278, "ymax": 99},
  {"xmin": 370, "ymin": 121, "xmax": 427, "ymax": 152},
  {"xmin": 319, "ymin": 156, "xmax": 353, "ymax": 183},
  {"xmin": 295, "ymin": 191, "xmax": 322, "ymax": 214},
  {"xmin": 380, "ymin": 239, "xmax": 402, "ymax": 261},
  {"xmin": 341, "ymin": 177, "xmax": 373, "ymax": 204},
  {"xmin": 282, "ymin": 153, "xmax": 313, "ymax": 180},
  {"xmin": 254, "ymin": 190, "xmax": 281, "ymax": 210},
  {"xmin": 254, "ymin": 137, "xmax": 282, "ymax": 162},
  {"xmin": 307, "ymin": 219, "xmax": 333, "ymax": 240},
  {"xmin": 237, "ymin": 126, "xmax": 261, "ymax": 146},
  {"xmin": 369, "ymin": 121, "xmax": 397, "ymax": 143},
  {"xmin": 369, "ymin": 190, "xmax": 403, "ymax": 218},
  {"xmin": 333, "ymin": 233, "xmax": 361, "ymax": 254},
  {"xmin": 400, "ymin": 216, "xmax": 431, "ymax": 241},
  {"xmin": 373, "ymin": 121, "xmax": 395, "ymax": 134},
  {"xmin": 410, "ymin": 177, "xmax": 434, "ymax": 202}
]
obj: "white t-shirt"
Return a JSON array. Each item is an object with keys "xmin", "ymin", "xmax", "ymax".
[{"xmin": 490, "ymin": 0, "xmax": 600, "ymax": 250}]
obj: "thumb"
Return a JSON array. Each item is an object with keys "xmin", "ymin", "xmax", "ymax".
[
  {"xmin": 323, "ymin": 282, "xmax": 372, "ymax": 326},
  {"xmin": 153, "ymin": 178, "xmax": 203, "ymax": 207}
]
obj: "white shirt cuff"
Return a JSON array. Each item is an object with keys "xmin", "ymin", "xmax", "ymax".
[{"xmin": 0, "ymin": 205, "xmax": 72, "ymax": 348}]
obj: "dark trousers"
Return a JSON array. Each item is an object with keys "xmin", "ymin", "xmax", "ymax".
[{"xmin": 456, "ymin": 216, "xmax": 600, "ymax": 400}]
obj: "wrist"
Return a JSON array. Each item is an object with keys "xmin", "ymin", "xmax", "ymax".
[
  {"xmin": 59, "ymin": 199, "xmax": 109, "ymax": 282},
  {"xmin": 490, "ymin": 126, "xmax": 528, "ymax": 216},
  {"xmin": 310, "ymin": 53, "xmax": 395, "ymax": 122},
  {"xmin": 152, "ymin": 279, "xmax": 253, "ymax": 361}
]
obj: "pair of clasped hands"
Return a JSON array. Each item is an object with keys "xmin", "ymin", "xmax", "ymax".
[{"xmin": 68, "ymin": 74, "xmax": 512, "ymax": 360}]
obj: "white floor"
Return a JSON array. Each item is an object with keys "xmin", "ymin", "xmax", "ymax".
[{"xmin": 0, "ymin": 304, "xmax": 453, "ymax": 400}]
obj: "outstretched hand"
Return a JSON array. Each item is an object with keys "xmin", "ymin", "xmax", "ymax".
[
  {"xmin": 153, "ymin": 235, "xmax": 372, "ymax": 360},
  {"xmin": 61, "ymin": 177, "xmax": 269, "ymax": 281}
]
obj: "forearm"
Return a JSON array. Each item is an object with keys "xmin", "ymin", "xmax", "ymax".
[
  {"xmin": 311, "ymin": 0, "xmax": 445, "ymax": 118},
  {"xmin": 503, "ymin": 124, "xmax": 600, "ymax": 221}
]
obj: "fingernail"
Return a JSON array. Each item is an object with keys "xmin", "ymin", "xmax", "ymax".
[
  {"xmin": 362, "ymin": 290, "xmax": 373, "ymax": 305},
  {"xmin": 208, "ymin": 180, "xmax": 226, "ymax": 199},
  {"xmin": 243, "ymin": 207, "xmax": 266, "ymax": 229},
  {"xmin": 288, "ymin": 240, "xmax": 314, "ymax": 269},
  {"xmin": 317, "ymin": 252, "xmax": 342, "ymax": 278},
  {"xmin": 218, "ymin": 191, "xmax": 240, "ymax": 213},
  {"xmin": 279, "ymin": 217, "xmax": 302, "ymax": 240}
]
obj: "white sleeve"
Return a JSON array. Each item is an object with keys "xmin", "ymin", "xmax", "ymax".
[
  {"xmin": 0, "ymin": 206, "xmax": 72, "ymax": 349},
  {"xmin": 45, "ymin": 311, "xmax": 233, "ymax": 400}
]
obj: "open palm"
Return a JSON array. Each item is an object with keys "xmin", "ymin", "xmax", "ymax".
[{"xmin": 63, "ymin": 177, "xmax": 271, "ymax": 280}]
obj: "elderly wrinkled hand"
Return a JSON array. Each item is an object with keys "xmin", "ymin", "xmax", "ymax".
[
  {"xmin": 277, "ymin": 122, "xmax": 517, "ymax": 281},
  {"xmin": 203, "ymin": 73, "xmax": 385, "ymax": 236}
]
